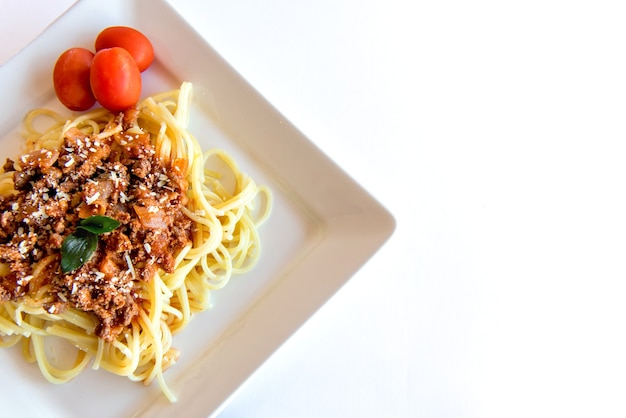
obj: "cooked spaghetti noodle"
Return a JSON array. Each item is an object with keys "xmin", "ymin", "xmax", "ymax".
[{"xmin": 0, "ymin": 82, "xmax": 271, "ymax": 401}]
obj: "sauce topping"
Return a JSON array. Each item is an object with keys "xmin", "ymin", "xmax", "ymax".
[{"xmin": 0, "ymin": 109, "xmax": 192, "ymax": 341}]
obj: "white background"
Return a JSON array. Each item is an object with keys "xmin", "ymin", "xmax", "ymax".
[{"xmin": 2, "ymin": 1, "xmax": 626, "ymax": 417}]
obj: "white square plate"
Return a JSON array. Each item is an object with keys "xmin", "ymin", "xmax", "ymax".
[{"xmin": 0, "ymin": 0, "xmax": 395, "ymax": 416}]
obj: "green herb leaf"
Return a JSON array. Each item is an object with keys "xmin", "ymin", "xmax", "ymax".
[
  {"xmin": 78, "ymin": 215, "xmax": 121, "ymax": 235},
  {"xmin": 60, "ymin": 229, "xmax": 98, "ymax": 273}
]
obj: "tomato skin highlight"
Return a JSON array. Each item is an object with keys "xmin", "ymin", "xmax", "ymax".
[
  {"xmin": 53, "ymin": 48, "xmax": 96, "ymax": 111},
  {"xmin": 90, "ymin": 47, "xmax": 142, "ymax": 113},
  {"xmin": 95, "ymin": 26, "xmax": 154, "ymax": 72}
]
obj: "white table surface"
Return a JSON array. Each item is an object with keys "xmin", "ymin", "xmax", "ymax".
[{"xmin": 2, "ymin": 1, "xmax": 626, "ymax": 417}]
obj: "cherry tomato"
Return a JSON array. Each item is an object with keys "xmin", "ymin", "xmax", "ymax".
[
  {"xmin": 53, "ymin": 48, "xmax": 96, "ymax": 111},
  {"xmin": 90, "ymin": 47, "xmax": 142, "ymax": 113},
  {"xmin": 95, "ymin": 26, "xmax": 154, "ymax": 72}
]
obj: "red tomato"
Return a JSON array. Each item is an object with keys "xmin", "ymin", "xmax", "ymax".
[
  {"xmin": 95, "ymin": 26, "xmax": 154, "ymax": 72},
  {"xmin": 90, "ymin": 47, "xmax": 142, "ymax": 113},
  {"xmin": 53, "ymin": 48, "xmax": 96, "ymax": 111}
]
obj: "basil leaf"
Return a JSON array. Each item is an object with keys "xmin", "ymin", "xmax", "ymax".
[
  {"xmin": 78, "ymin": 215, "xmax": 120, "ymax": 235},
  {"xmin": 60, "ymin": 229, "xmax": 98, "ymax": 273}
]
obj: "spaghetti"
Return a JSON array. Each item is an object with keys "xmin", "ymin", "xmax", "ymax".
[{"xmin": 0, "ymin": 82, "xmax": 271, "ymax": 401}]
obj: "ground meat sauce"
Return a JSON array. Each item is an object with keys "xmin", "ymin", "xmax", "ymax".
[{"xmin": 0, "ymin": 108, "xmax": 193, "ymax": 341}]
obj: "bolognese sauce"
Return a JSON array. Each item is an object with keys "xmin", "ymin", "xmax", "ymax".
[{"xmin": 0, "ymin": 108, "xmax": 193, "ymax": 341}]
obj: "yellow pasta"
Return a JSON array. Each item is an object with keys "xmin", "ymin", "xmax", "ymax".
[{"xmin": 0, "ymin": 82, "xmax": 271, "ymax": 402}]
